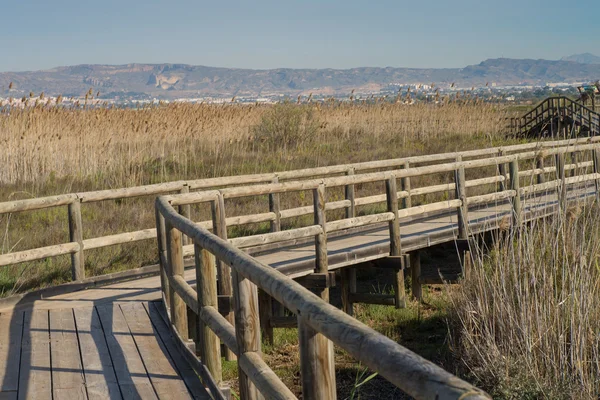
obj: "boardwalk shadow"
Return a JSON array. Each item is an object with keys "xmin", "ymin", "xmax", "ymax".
[{"xmin": 1, "ymin": 286, "xmax": 160, "ymax": 399}]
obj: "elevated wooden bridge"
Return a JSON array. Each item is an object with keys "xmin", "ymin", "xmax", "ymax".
[
  {"xmin": 510, "ymin": 96, "xmax": 600, "ymax": 138},
  {"xmin": 2, "ymin": 137, "xmax": 600, "ymax": 399}
]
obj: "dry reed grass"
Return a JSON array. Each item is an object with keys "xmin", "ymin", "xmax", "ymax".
[
  {"xmin": 0, "ymin": 101, "xmax": 513, "ymax": 189},
  {"xmin": 450, "ymin": 201, "xmax": 600, "ymax": 398}
]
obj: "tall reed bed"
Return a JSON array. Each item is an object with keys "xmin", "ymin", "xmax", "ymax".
[
  {"xmin": 450, "ymin": 203, "xmax": 600, "ymax": 398},
  {"xmin": 0, "ymin": 101, "xmax": 513, "ymax": 190},
  {"xmin": 0, "ymin": 100, "xmax": 515, "ymax": 296}
]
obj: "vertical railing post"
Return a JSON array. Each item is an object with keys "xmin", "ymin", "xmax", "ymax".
[
  {"xmin": 401, "ymin": 161, "xmax": 412, "ymax": 209},
  {"xmin": 313, "ymin": 183, "xmax": 328, "ymax": 282},
  {"xmin": 497, "ymin": 149, "xmax": 507, "ymax": 192},
  {"xmin": 345, "ymin": 168, "xmax": 356, "ymax": 219},
  {"xmin": 195, "ymin": 245, "xmax": 222, "ymax": 384},
  {"xmin": 299, "ymin": 183, "xmax": 336, "ymax": 399},
  {"xmin": 166, "ymin": 221, "xmax": 189, "ymax": 340},
  {"xmin": 555, "ymin": 153, "xmax": 566, "ymax": 213},
  {"xmin": 68, "ymin": 198, "xmax": 85, "ymax": 281},
  {"xmin": 509, "ymin": 158, "xmax": 522, "ymax": 228},
  {"xmin": 232, "ymin": 269, "xmax": 261, "ymax": 400},
  {"xmin": 178, "ymin": 184, "xmax": 192, "ymax": 245},
  {"xmin": 155, "ymin": 207, "xmax": 170, "ymax": 308},
  {"xmin": 386, "ymin": 176, "xmax": 405, "ymax": 309},
  {"xmin": 268, "ymin": 177, "xmax": 287, "ymax": 322},
  {"xmin": 455, "ymin": 156, "xmax": 468, "ymax": 240},
  {"xmin": 262, "ymin": 178, "xmax": 280, "ymax": 344},
  {"xmin": 212, "ymin": 193, "xmax": 236, "ymax": 361},
  {"xmin": 536, "ymin": 154, "xmax": 545, "ymax": 185},
  {"xmin": 268, "ymin": 177, "xmax": 281, "ymax": 233},
  {"xmin": 342, "ymin": 168, "xmax": 357, "ymax": 316},
  {"xmin": 592, "ymin": 147, "xmax": 600, "ymax": 201},
  {"xmin": 258, "ymin": 289, "xmax": 273, "ymax": 345},
  {"xmin": 340, "ymin": 268, "xmax": 356, "ymax": 315}
]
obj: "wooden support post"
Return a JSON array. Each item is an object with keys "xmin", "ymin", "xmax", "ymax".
[
  {"xmin": 155, "ymin": 207, "xmax": 170, "ymax": 308},
  {"xmin": 195, "ymin": 245, "xmax": 222, "ymax": 384},
  {"xmin": 68, "ymin": 199, "xmax": 85, "ymax": 281},
  {"xmin": 268, "ymin": 177, "xmax": 281, "ymax": 233},
  {"xmin": 569, "ymin": 152, "xmax": 577, "ymax": 178},
  {"xmin": 497, "ymin": 149, "xmax": 507, "ymax": 192},
  {"xmin": 509, "ymin": 159, "xmax": 522, "ymax": 228},
  {"xmin": 555, "ymin": 153, "xmax": 566, "ymax": 213},
  {"xmin": 298, "ymin": 183, "xmax": 337, "ymax": 399},
  {"xmin": 258, "ymin": 289, "xmax": 273, "ymax": 345},
  {"xmin": 345, "ymin": 168, "xmax": 356, "ymax": 219},
  {"xmin": 401, "ymin": 161, "xmax": 412, "ymax": 209},
  {"xmin": 313, "ymin": 184, "xmax": 329, "ymax": 289},
  {"xmin": 232, "ymin": 269, "xmax": 262, "ymax": 400},
  {"xmin": 298, "ymin": 317, "xmax": 336, "ymax": 400},
  {"xmin": 340, "ymin": 267, "xmax": 356, "ymax": 316},
  {"xmin": 386, "ymin": 176, "xmax": 405, "ymax": 309},
  {"xmin": 212, "ymin": 194, "xmax": 236, "ymax": 361},
  {"xmin": 166, "ymin": 221, "xmax": 189, "ymax": 340},
  {"xmin": 454, "ymin": 156, "xmax": 468, "ymax": 240},
  {"xmin": 410, "ymin": 251, "xmax": 422, "ymax": 302},
  {"xmin": 592, "ymin": 147, "xmax": 600, "ymax": 201},
  {"xmin": 178, "ymin": 185, "xmax": 192, "ymax": 245},
  {"xmin": 536, "ymin": 155, "xmax": 545, "ymax": 185}
]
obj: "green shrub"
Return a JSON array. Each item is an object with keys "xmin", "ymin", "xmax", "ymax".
[{"xmin": 252, "ymin": 102, "xmax": 320, "ymax": 150}]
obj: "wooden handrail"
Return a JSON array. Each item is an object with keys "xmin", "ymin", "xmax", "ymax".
[
  {"xmin": 156, "ymin": 196, "xmax": 491, "ymax": 400},
  {"xmin": 1, "ymin": 138, "xmax": 599, "ymax": 284}
]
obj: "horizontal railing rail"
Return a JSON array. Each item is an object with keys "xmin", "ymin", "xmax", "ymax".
[
  {"xmin": 155, "ymin": 141, "xmax": 600, "ymax": 399},
  {"xmin": 2, "ymin": 137, "xmax": 600, "ymax": 287}
]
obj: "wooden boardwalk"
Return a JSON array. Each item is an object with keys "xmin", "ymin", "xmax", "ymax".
[
  {"xmin": 2, "ymin": 139, "xmax": 600, "ymax": 399},
  {"xmin": 2, "ymin": 185, "xmax": 588, "ymax": 314},
  {"xmin": 0, "ymin": 301, "xmax": 209, "ymax": 400}
]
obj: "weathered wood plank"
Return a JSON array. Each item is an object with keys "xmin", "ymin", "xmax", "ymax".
[
  {"xmin": 119, "ymin": 302, "xmax": 191, "ymax": 400},
  {"xmin": 142, "ymin": 302, "xmax": 210, "ymax": 400},
  {"xmin": 49, "ymin": 309, "xmax": 87, "ymax": 399},
  {"xmin": 18, "ymin": 310, "xmax": 51, "ymax": 400},
  {"xmin": 0, "ymin": 311, "xmax": 24, "ymax": 394},
  {"xmin": 73, "ymin": 307, "xmax": 121, "ymax": 400},
  {"xmin": 96, "ymin": 303, "xmax": 158, "ymax": 400}
]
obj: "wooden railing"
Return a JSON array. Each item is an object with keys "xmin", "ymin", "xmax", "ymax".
[
  {"xmin": 1, "ymin": 137, "xmax": 600, "ymax": 289},
  {"xmin": 510, "ymin": 96, "xmax": 600, "ymax": 138},
  {"xmin": 155, "ymin": 141, "xmax": 600, "ymax": 399},
  {"xmin": 156, "ymin": 198, "xmax": 490, "ymax": 400}
]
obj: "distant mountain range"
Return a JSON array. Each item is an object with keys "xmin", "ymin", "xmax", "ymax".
[
  {"xmin": 561, "ymin": 53, "xmax": 600, "ymax": 64},
  {"xmin": 1, "ymin": 55, "xmax": 599, "ymax": 99}
]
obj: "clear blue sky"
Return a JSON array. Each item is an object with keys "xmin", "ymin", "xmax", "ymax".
[{"xmin": 1, "ymin": 0, "xmax": 598, "ymax": 72}]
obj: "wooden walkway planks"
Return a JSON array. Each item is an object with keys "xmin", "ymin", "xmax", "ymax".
[
  {"xmin": 143, "ymin": 302, "xmax": 210, "ymax": 400},
  {"xmin": 96, "ymin": 303, "xmax": 159, "ymax": 400},
  {"xmin": 18, "ymin": 310, "xmax": 51, "ymax": 400},
  {"xmin": 49, "ymin": 309, "xmax": 87, "ymax": 399},
  {"xmin": 0, "ymin": 311, "xmax": 23, "ymax": 397},
  {"xmin": 73, "ymin": 307, "xmax": 122, "ymax": 400},
  {"xmin": 1, "ymin": 303, "xmax": 204, "ymax": 399},
  {"xmin": 119, "ymin": 302, "xmax": 192, "ymax": 400}
]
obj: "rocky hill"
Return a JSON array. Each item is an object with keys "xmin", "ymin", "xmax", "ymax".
[
  {"xmin": 1, "ymin": 58, "xmax": 600, "ymax": 99},
  {"xmin": 561, "ymin": 53, "xmax": 600, "ymax": 65}
]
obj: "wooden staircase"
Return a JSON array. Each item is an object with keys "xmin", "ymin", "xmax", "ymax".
[{"xmin": 510, "ymin": 96, "xmax": 600, "ymax": 138}]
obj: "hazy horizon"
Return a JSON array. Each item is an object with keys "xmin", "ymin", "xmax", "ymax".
[
  {"xmin": 1, "ymin": 0, "xmax": 598, "ymax": 73},
  {"xmin": 2, "ymin": 54, "xmax": 599, "ymax": 75}
]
